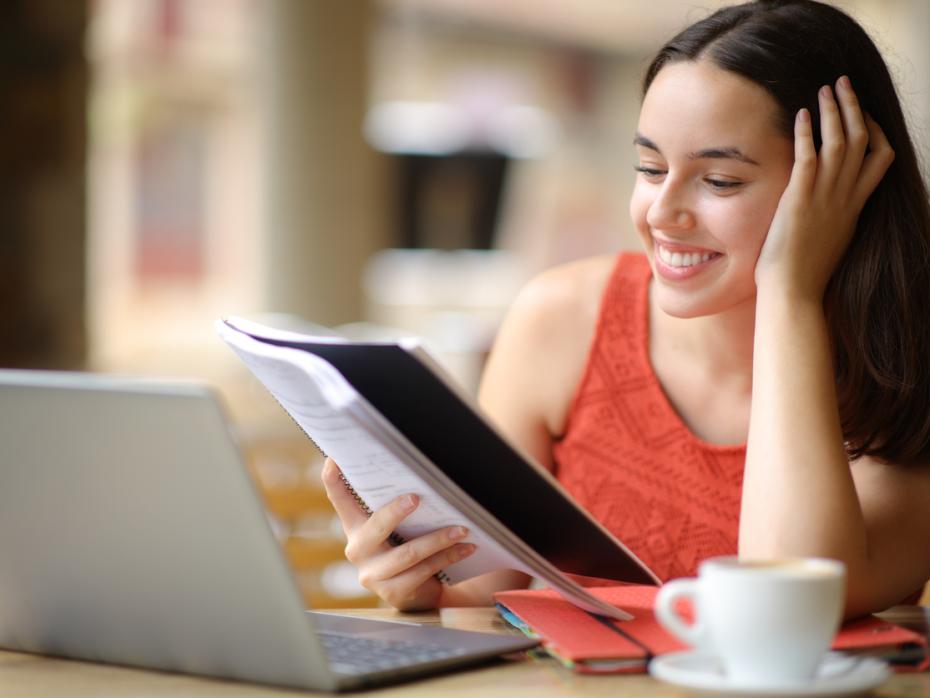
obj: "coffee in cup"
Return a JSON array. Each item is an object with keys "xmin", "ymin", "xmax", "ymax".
[{"xmin": 654, "ymin": 556, "xmax": 846, "ymax": 685}]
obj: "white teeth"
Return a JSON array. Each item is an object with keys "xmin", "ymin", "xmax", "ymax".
[{"xmin": 657, "ymin": 245, "xmax": 714, "ymax": 268}]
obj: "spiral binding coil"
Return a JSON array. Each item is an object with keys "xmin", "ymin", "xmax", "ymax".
[
  {"xmin": 264, "ymin": 391, "xmax": 326, "ymax": 459},
  {"xmin": 259, "ymin": 387, "xmax": 452, "ymax": 585},
  {"xmin": 338, "ymin": 472, "xmax": 373, "ymax": 516}
]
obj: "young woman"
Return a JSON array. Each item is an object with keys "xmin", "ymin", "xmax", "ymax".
[{"xmin": 321, "ymin": 0, "xmax": 930, "ymax": 618}]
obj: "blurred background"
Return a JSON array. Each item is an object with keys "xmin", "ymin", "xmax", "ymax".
[{"xmin": 5, "ymin": 0, "xmax": 929, "ymax": 608}]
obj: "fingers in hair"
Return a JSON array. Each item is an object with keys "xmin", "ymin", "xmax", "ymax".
[
  {"xmin": 788, "ymin": 107, "xmax": 817, "ymax": 195},
  {"xmin": 833, "ymin": 75, "xmax": 869, "ymax": 196},
  {"xmin": 852, "ymin": 114, "xmax": 895, "ymax": 207},
  {"xmin": 817, "ymin": 84, "xmax": 846, "ymax": 187}
]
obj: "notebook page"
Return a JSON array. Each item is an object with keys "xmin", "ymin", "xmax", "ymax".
[
  {"xmin": 347, "ymin": 403, "xmax": 638, "ymax": 620},
  {"xmin": 225, "ymin": 317, "xmax": 659, "ymax": 590},
  {"xmin": 218, "ymin": 322, "xmax": 528, "ymax": 584},
  {"xmin": 219, "ymin": 321, "xmax": 637, "ymax": 618}
]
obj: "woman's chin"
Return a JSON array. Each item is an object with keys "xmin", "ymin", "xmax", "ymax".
[
  {"xmin": 655, "ymin": 298, "xmax": 712, "ymax": 319},
  {"xmin": 652, "ymin": 285, "xmax": 756, "ymax": 319}
]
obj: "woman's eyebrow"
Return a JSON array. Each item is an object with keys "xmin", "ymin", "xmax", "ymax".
[
  {"xmin": 633, "ymin": 133, "xmax": 760, "ymax": 166},
  {"xmin": 634, "ymin": 134, "xmax": 661, "ymax": 151},
  {"xmin": 691, "ymin": 146, "xmax": 760, "ymax": 166}
]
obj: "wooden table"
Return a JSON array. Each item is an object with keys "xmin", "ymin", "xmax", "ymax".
[{"xmin": 0, "ymin": 606, "xmax": 926, "ymax": 696}]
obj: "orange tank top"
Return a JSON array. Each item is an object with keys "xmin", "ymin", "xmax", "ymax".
[{"xmin": 552, "ymin": 253, "xmax": 746, "ymax": 582}]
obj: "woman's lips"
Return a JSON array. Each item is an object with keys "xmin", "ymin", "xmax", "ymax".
[{"xmin": 653, "ymin": 240, "xmax": 722, "ymax": 280}]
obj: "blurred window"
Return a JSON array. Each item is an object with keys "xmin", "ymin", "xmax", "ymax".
[
  {"xmin": 135, "ymin": 115, "xmax": 207, "ymax": 281},
  {"xmin": 87, "ymin": 0, "xmax": 261, "ymax": 376}
]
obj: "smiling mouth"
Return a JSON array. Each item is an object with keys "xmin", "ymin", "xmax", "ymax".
[{"xmin": 655, "ymin": 243, "xmax": 721, "ymax": 269}]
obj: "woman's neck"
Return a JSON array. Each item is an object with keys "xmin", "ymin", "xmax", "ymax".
[{"xmin": 651, "ymin": 287, "xmax": 757, "ymax": 392}]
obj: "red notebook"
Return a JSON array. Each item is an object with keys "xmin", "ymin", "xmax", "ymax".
[{"xmin": 494, "ymin": 585, "xmax": 929, "ymax": 674}]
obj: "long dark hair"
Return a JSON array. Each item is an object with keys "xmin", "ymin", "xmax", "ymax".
[{"xmin": 643, "ymin": 0, "xmax": 930, "ymax": 464}]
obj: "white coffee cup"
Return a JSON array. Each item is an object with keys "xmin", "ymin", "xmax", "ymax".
[{"xmin": 654, "ymin": 556, "xmax": 846, "ymax": 685}]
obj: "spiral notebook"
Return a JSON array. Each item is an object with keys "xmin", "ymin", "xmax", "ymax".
[{"xmin": 217, "ymin": 316, "xmax": 660, "ymax": 620}]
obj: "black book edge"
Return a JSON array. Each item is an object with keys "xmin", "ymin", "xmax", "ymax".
[{"xmin": 221, "ymin": 317, "xmax": 660, "ymax": 591}]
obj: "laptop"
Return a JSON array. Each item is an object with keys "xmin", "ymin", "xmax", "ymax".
[{"xmin": 0, "ymin": 370, "xmax": 537, "ymax": 691}]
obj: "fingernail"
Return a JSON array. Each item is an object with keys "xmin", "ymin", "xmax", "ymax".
[
  {"xmin": 400, "ymin": 494, "xmax": 417, "ymax": 511},
  {"xmin": 820, "ymin": 85, "xmax": 832, "ymax": 98},
  {"xmin": 798, "ymin": 108, "xmax": 810, "ymax": 123},
  {"xmin": 449, "ymin": 526, "xmax": 468, "ymax": 541},
  {"xmin": 838, "ymin": 75, "xmax": 851, "ymax": 91},
  {"xmin": 457, "ymin": 543, "xmax": 476, "ymax": 558}
]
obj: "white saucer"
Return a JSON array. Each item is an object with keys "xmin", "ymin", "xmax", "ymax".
[{"xmin": 649, "ymin": 651, "xmax": 890, "ymax": 696}]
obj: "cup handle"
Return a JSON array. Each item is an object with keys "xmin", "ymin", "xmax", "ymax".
[{"xmin": 655, "ymin": 578, "xmax": 705, "ymax": 648}]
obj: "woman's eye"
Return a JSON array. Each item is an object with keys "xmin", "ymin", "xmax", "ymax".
[
  {"xmin": 705, "ymin": 178, "xmax": 744, "ymax": 191},
  {"xmin": 634, "ymin": 165, "xmax": 666, "ymax": 180}
]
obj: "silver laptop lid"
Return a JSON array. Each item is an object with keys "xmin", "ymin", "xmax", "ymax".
[{"xmin": 0, "ymin": 370, "xmax": 338, "ymax": 691}]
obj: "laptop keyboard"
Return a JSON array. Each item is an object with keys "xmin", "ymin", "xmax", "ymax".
[{"xmin": 319, "ymin": 631, "xmax": 469, "ymax": 675}]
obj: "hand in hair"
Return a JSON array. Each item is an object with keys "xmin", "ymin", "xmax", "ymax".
[{"xmin": 755, "ymin": 75, "xmax": 895, "ymax": 301}]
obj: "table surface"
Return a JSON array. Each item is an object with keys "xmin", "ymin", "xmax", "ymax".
[{"xmin": 0, "ymin": 605, "xmax": 927, "ymax": 697}]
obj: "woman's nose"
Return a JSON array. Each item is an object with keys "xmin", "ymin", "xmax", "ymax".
[{"xmin": 646, "ymin": 180, "xmax": 695, "ymax": 232}]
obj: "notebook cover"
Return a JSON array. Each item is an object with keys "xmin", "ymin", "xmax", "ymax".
[
  {"xmin": 235, "ymin": 330, "xmax": 658, "ymax": 586},
  {"xmin": 494, "ymin": 585, "xmax": 685, "ymax": 673},
  {"xmin": 494, "ymin": 585, "xmax": 929, "ymax": 674},
  {"xmin": 833, "ymin": 614, "xmax": 929, "ymax": 672}
]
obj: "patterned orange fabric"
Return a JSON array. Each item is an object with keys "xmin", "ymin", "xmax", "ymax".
[{"xmin": 553, "ymin": 253, "xmax": 746, "ymax": 582}]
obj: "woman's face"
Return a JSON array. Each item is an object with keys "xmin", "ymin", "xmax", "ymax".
[{"xmin": 630, "ymin": 59, "xmax": 794, "ymax": 318}]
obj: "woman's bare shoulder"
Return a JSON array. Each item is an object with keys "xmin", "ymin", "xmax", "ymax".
[
  {"xmin": 510, "ymin": 254, "xmax": 617, "ymax": 330},
  {"xmin": 479, "ymin": 254, "xmax": 618, "ymax": 452}
]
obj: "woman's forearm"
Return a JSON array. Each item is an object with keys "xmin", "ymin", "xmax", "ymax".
[{"xmin": 741, "ymin": 287, "xmax": 869, "ymax": 577}]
